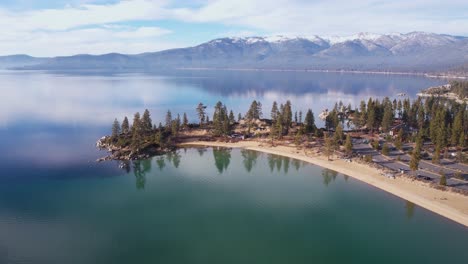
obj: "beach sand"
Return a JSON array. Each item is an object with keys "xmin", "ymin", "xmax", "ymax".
[{"xmin": 180, "ymin": 140, "xmax": 468, "ymax": 228}]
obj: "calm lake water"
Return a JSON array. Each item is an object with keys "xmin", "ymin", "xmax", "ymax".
[{"xmin": 0, "ymin": 70, "xmax": 466, "ymax": 263}]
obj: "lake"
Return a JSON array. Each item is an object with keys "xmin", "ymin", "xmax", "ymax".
[{"xmin": 0, "ymin": 70, "xmax": 466, "ymax": 263}]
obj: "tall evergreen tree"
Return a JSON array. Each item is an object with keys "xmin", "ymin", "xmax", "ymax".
[
  {"xmin": 229, "ymin": 110, "xmax": 235, "ymax": 124},
  {"xmin": 304, "ymin": 109, "xmax": 316, "ymax": 134},
  {"xmin": 165, "ymin": 110, "xmax": 172, "ymax": 129},
  {"xmin": 131, "ymin": 112, "xmax": 142, "ymax": 150},
  {"xmin": 112, "ymin": 118, "xmax": 121, "ymax": 139},
  {"xmin": 271, "ymin": 101, "xmax": 279, "ymax": 121},
  {"xmin": 246, "ymin": 100, "xmax": 262, "ymax": 120},
  {"xmin": 183, "ymin": 112, "xmax": 189, "ymax": 128},
  {"xmin": 121, "ymin": 116, "xmax": 130, "ymax": 134},
  {"xmin": 283, "ymin": 100, "xmax": 293, "ymax": 132},
  {"xmin": 344, "ymin": 134, "xmax": 353, "ymax": 156},
  {"xmin": 409, "ymin": 132, "xmax": 423, "ymax": 173},
  {"xmin": 132, "ymin": 112, "xmax": 141, "ymax": 134},
  {"xmin": 142, "ymin": 109, "xmax": 152, "ymax": 131},
  {"xmin": 196, "ymin": 103, "xmax": 207, "ymax": 126},
  {"xmin": 334, "ymin": 124, "xmax": 344, "ymax": 145},
  {"xmin": 382, "ymin": 103, "xmax": 394, "ymax": 132}
]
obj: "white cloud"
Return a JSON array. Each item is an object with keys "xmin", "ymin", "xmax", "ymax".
[
  {"xmin": 173, "ymin": 0, "xmax": 468, "ymax": 36},
  {"xmin": 0, "ymin": 0, "xmax": 466, "ymax": 56},
  {"xmin": 0, "ymin": 26, "xmax": 179, "ymax": 56}
]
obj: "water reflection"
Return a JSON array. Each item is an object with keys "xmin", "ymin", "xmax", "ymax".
[
  {"xmin": 322, "ymin": 169, "xmax": 338, "ymax": 186},
  {"xmin": 133, "ymin": 160, "xmax": 152, "ymax": 190},
  {"xmin": 405, "ymin": 200, "xmax": 415, "ymax": 219},
  {"xmin": 166, "ymin": 151, "xmax": 182, "ymax": 168},
  {"xmin": 156, "ymin": 157, "xmax": 166, "ymax": 171},
  {"xmin": 0, "ymin": 70, "xmax": 444, "ymax": 127},
  {"xmin": 213, "ymin": 147, "xmax": 232, "ymax": 174},
  {"xmin": 267, "ymin": 154, "xmax": 301, "ymax": 173},
  {"xmin": 197, "ymin": 147, "xmax": 208, "ymax": 157},
  {"xmin": 241, "ymin": 149, "xmax": 259, "ymax": 172}
]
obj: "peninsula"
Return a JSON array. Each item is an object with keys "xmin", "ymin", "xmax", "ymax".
[{"xmin": 97, "ymin": 96, "xmax": 468, "ymax": 226}]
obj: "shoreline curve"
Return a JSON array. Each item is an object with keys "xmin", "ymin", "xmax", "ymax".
[{"xmin": 180, "ymin": 140, "xmax": 468, "ymax": 228}]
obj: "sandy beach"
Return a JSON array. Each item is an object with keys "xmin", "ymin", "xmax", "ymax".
[{"xmin": 180, "ymin": 140, "xmax": 468, "ymax": 228}]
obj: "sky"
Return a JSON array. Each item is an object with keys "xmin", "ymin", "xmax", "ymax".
[{"xmin": 0, "ymin": 0, "xmax": 467, "ymax": 56}]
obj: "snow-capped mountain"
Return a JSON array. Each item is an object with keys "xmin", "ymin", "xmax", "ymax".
[{"xmin": 5, "ymin": 32, "xmax": 468, "ymax": 73}]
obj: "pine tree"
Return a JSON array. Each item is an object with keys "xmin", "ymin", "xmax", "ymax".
[
  {"xmin": 334, "ymin": 124, "xmax": 344, "ymax": 145},
  {"xmin": 432, "ymin": 146, "xmax": 441, "ymax": 164},
  {"xmin": 131, "ymin": 112, "xmax": 142, "ymax": 151},
  {"xmin": 283, "ymin": 100, "xmax": 293, "ymax": 133},
  {"xmin": 299, "ymin": 111, "xmax": 303, "ymax": 124},
  {"xmin": 366, "ymin": 99, "xmax": 376, "ymax": 132},
  {"xmin": 238, "ymin": 113, "xmax": 242, "ymax": 122},
  {"xmin": 246, "ymin": 100, "xmax": 262, "ymax": 120},
  {"xmin": 324, "ymin": 133, "xmax": 334, "ymax": 161},
  {"xmin": 382, "ymin": 143, "xmax": 389, "ymax": 156},
  {"xmin": 395, "ymin": 128, "xmax": 404, "ymax": 150},
  {"xmin": 142, "ymin": 109, "xmax": 152, "ymax": 131},
  {"xmin": 270, "ymin": 101, "xmax": 279, "ymax": 121},
  {"xmin": 294, "ymin": 111, "xmax": 298, "ymax": 124},
  {"xmin": 165, "ymin": 110, "xmax": 172, "ymax": 129},
  {"xmin": 112, "ymin": 118, "xmax": 121, "ymax": 139},
  {"xmin": 213, "ymin": 102, "xmax": 231, "ymax": 136},
  {"xmin": 132, "ymin": 112, "xmax": 141, "ymax": 135},
  {"xmin": 358, "ymin": 100, "xmax": 367, "ymax": 130},
  {"xmin": 344, "ymin": 134, "xmax": 353, "ymax": 156},
  {"xmin": 183, "ymin": 112, "xmax": 188, "ymax": 128},
  {"xmin": 409, "ymin": 132, "xmax": 422, "ymax": 173},
  {"xmin": 196, "ymin": 103, "xmax": 207, "ymax": 126},
  {"xmin": 121, "ymin": 116, "xmax": 130, "ymax": 134},
  {"xmin": 452, "ymin": 110, "xmax": 463, "ymax": 146},
  {"xmin": 229, "ymin": 110, "xmax": 235, "ymax": 124},
  {"xmin": 382, "ymin": 103, "xmax": 394, "ymax": 132},
  {"xmin": 304, "ymin": 109, "xmax": 315, "ymax": 134}
]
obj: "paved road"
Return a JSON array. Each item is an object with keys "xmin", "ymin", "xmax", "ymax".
[{"xmin": 352, "ymin": 140, "xmax": 468, "ymax": 191}]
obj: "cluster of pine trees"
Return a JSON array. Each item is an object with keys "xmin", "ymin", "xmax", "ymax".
[{"xmin": 111, "ymin": 109, "xmax": 189, "ymax": 152}]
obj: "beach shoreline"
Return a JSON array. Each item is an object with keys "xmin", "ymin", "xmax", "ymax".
[{"xmin": 180, "ymin": 140, "xmax": 468, "ymax": 228}]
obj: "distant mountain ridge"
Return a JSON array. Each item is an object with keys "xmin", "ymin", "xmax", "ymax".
[{"xmin": 3, "ymin": 32, "xmax": 468, "ymax": 73}]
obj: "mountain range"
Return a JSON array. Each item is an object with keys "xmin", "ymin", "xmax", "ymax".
[{"xmin": 2, "ymin": 32, "xmax": 468, "ymax": 73}]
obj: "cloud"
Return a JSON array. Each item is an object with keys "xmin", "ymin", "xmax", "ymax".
[
  {"xmin": 0, "ymin": 0, "xmax": 466, "ymax": 56},
  {"xmin": 173, "ymin": 0, "xmax": 468, "ymax": 36},
  {"xmin": 0, "ymin": 25, "xmax": 179, "ymax": 56}
]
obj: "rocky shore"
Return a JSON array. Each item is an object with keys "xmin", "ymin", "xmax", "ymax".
[{"xmin": 95, "ymin": 136, "xmax": 172, "ymax": 162}]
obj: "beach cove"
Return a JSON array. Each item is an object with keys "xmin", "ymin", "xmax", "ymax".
[{"xmin": 181, "ymin": 140, "xmax": 468, "ymax": 227}]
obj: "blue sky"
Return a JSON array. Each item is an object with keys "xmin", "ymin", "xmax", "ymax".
[{"xmin": 0, "ymin": 0, "xmax": 466, "ymax": 56}]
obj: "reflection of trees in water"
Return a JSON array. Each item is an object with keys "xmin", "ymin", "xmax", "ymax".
[
  {"xmin": 292, "ymin": 159, "xmax": 301, "ymax": 171},
  {"xmin": 283, "ymin": 157, "xmax": 290, "ymax": 174},
  {"xmin": 197, "ymin": 147, "xmax": 207, "ymax": 157},
  {"xmin": 241, "ymin": 149, "xmax": 259, "ymax": 172},
  {"xmin": 133, "ymin": 159, "xmax": 152, "ymax": 190},
  {"xmin": 166, "ymin": 151, "xmax": 182, "ymax": 168},
  {"xmin": 156, "ymin": 156, "xmax": 166, "ymax": 171},
  {"xmin": 322, "ymin": 169, "xmax": 338, "ymax": 186},
  {"xmin": 267, "ymin": 154, "xmax": 300, "ymax": 174},
  {"xmin": 343, "ymin": 175, "xmax": 349, "ymax": 182},
  {"xmin": 213, "ymin": 147, "xmax": 232, "ymax": 174},
  {"xmin": 405, "ymin": 200, "xmax": 415, "ymax": 219}
]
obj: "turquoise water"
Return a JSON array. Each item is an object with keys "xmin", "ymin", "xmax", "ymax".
[
  {"xmin": 0, "ymin": 70, "xmax": 465, "ymax": 263},
  {"xmin": 1, "ymin": 148, "xmax": 467, "ymax": 264}
]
